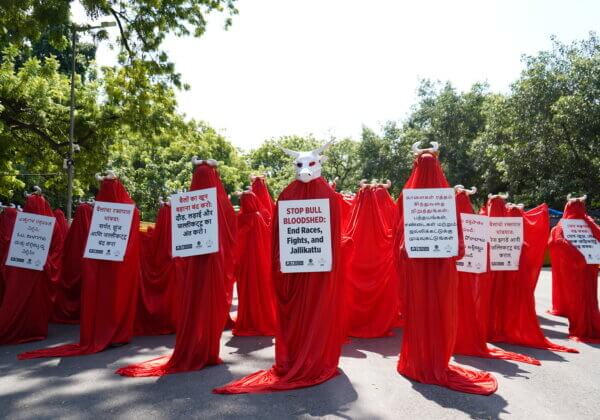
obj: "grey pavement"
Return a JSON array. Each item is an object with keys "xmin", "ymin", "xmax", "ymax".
[{"xmin": 0, "ymin": 268, "xmax": 598, "ymax": 419}]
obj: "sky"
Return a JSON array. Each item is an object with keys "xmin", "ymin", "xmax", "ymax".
[{"xmin": 72, "ymin": 0, "xmax": 600, "ymax": 150}]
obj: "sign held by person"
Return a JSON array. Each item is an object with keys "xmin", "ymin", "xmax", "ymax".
[
  {"xmin": 5, "ymin": 212, "xmax": 56, "ymax": 271},
  {"xmin": 84, "ymin": 202, "xmax": 135, "ymax": 262},
  {"xmin": 456, "ymin": 214, "xmax": 488, "ymax": 273},
  {"xmin": 171, "ymin": 188, "xmax": 219, "ymax": 258},
  {"xmin": 561, "ymin": 219, "xmax": 600, "ymax": 264},
  {"xmin": 403, "ymin": 188, "xmax": 459, "ymax": 258},
  {"xmin": 278, "ymin": 199, "xmax": 332, "ymax": 273},
  {"xmin": 489, "ymin": 217, "xmax": 523, "ymax": 271}
]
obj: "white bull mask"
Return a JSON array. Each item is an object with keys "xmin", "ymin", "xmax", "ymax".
[{"xmin": 281, "ymin": 140, "xmax": 334, "ymax": 183}]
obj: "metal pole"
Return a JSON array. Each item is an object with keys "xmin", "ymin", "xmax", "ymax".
[{"xmin": 66, "ymin": 27, "xmax": 76, "ymax": 222}]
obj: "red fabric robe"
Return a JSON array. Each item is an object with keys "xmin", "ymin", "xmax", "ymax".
[
  {"xmin": 346, "ymin": 187, "xmax": 399, "ymax": 337},
  {"xmin": 454, "ymin": 191, "xmax": 539, "ymax": 365},
  {"xmin": 232, "ymin": 192, "xmax": 277, "ymax": 336},
  {"xmin": 374, "ymin": 186, "xmax": 399, "ymax": 232},
  {"xmin": 395, "ymin": 153, "xmax": 497, "ymax": 395},
  {"xmin": 251, "ymin": 176, "xmax": 274, "ymax": 225},
  {"xmin": 134, "ymin": 203, "xmax": 183, "ymax": 336},
  {"xmin": 0, "ymin": 194, "xmax": 59, "ymax": 344},
  {"xmin": 19, "ymin": 179, "xmax": 141, "ymax": 358},
  {"xmin": 486, "ymin": 203, "xmax": 577, "ymax": 353},
  {"xmin": 0, "ymin": 208, "xmax": 18, "ymax": 310},
  {"xmin": 51, "ymin": 203, "xmax": 92, "ymax": 324},
  {"xmin": 214, "ymin": 177, "xmax": 345, "ymax": 393},
  {"xmin": 549, "ymin": 200, "xmax": 600, "ymax": 342},
  {"xmin": 115, "ymin": 163, "xmax": 236, "ymax": 376}
]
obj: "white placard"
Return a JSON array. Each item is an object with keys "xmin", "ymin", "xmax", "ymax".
[
  {"xmin": 561, "ymin": 219, "xmax": 600, "ymax": 264},
  {"xmin": 171, "ymin": 188, "xmax": 219, "ymax": 257},
  {"xmin": 403, "ymin": 188, "xmax": 459, "ymax": 258},
  {"xmin": 456, "ymin": 214, "xmax": 489, "ymax": 273},
  {"xmin": 84, "ymin": 202, "xmax": 135, "ymax": 261},
  {"xmin": 489, "ymin": 217, "xmax": 523, "ymax": 271},
  {"xmin": 278, "ymin": 198, "xmax": 332, "ymax": 273},
  {"xmin": 5, "ymin": 212, "xmax": 55, "ymax": 271}
]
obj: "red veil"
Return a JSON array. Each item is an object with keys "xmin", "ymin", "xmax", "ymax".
[
  {"xmin": 214, "ymin": 177, "xmax": 345, "ymax": 394},
  {"xmin": 134, "ymin": 203, "xmax": 183, "ymax": 336},
  {"xmin": 374, "ymin": 186, "xmax": 399, "ymax": 232},
  {"xmin": 0, "ymin": 194, "xmax": 59, "ymax": 344},
  {"xmin": 345, "ymin": 186, "xmax": 399, "ymax": 337},
  {"xmin": 0, "ymin": 207, "xmax": 18, "ymax": 303},
  {"xmin": 395, "ymin": 153, "xmax": 497, "ymax": 395},
  {"xmin": 232, "ymin": 191, "xmax": 277, "ymax": 336},
  {"xmin": 454, "ymin": 191, "xmax": 539, "ymax": 365},
  {"xmin": 549, "ymin": 200, "xmax": 600, "ymax": 342},
  {"xmin": 116, "ymin": 162, "xmax": 236, "ymax": 376},
  {"xmin": 486, "ymin": 203, "xmax": 577, "ymax": 353},
  {"xmin": 51, "ymin": 203, "xmax": 92, "ymax": 324},
  {"xmin": 339, "ymin": 193, "xmax": 355, "ymax": 235},
  {"xmin": 251, "ymin": 176, "xmax": 274, "ymax": 225},
  {"xmin": 19, "ymin": 178, "xmax": 141, "ymax": 358}
]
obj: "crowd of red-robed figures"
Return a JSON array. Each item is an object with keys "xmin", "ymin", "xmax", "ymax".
[{"xmin": 0, "ymin": 148, "xmax": 599, "ymax": 397}]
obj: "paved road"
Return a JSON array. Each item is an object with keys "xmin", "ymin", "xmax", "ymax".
[{"xmin": 0, "ymin": 268, "xmax": 598, "ymax": 419}]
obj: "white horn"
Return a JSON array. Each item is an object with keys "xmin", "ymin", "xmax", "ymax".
[
  {"xmin": 32, "ymin": 185, "xmax": 42, "ymax": 195},
  {"xmin": 206, "ymin": 159, "xmax": 218, "ymax": 167},
  {"xmin": 383, "ymin": 179, "xmax": 392, "ymax": 189},
  {"xmin": 191, "ymin": 156, "xmax": 204, "ymax": 166},
  {"xmin": 359, "ymin": 179, "xmax": 367, "ymax": 188},
  {"xmin": 280, "ymin": 147, "xmax": 300, "ymax": 159},
  {"xmin": 105, "ymin": 170, "xmax": 116, "ymax": 180},
  {"xmin": 313, "ymin": 140, "xmax": 335, "ymax": 156},
  {"xmin": 95, "ymin": 172, "xmax": 104, "ymax": 181}
]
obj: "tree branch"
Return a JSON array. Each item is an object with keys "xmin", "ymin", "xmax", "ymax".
[{"xmin": 110, "ymin": 8, "xmax": 133, "ymax": 56}]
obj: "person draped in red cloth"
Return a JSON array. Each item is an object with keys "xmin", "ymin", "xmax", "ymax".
[
  {"xmin": 214, "ymin": 141, "xmax": 345, "ymax": 394},
  {"xmin": 345, "ymin": 181, "xmax": 398, "ymax": 338},
  {"xmin": 549, "ymin": 194, "xmax": 600, "ymax": 342},
  {"xmin": 52, "ymin": 202, "xmax": 93, "ymax": 324},
  {"xmin": 453, "ymin": 186, "xmax": 539, "ymax": 365},
  {"xmin": 115, "ymin": 158, "xmax": 237, "ymax": 376},
  {"xmin": 18, "ymin": 173, "xmax": 141, "ymax": 358},
  {"xmin": 0, "ymin": 206, "xmax": 18, "ymax": 308},
  {"xmin": 374, "ymin": 180, "xmax": 399, "ymax": 232},
  {"xmin": 232, "ymin": 191, "xmax": 277, "ymax": 336},
  {"xmin": 134, "ymin": 199, "xmax": 184, "ymax": 336},
  {"xmin": 0, "ymin": 188, "xmax": 60, "ymax": 344},
  {"xmin": 250, "ymin": 174, "xmax": 274, "ymax": 225},
  {"xmin": 395, "ymin": 142, "xmax": 497, "ymax": 395},
  {"xmin": 45, "ymin": 208, "xmax": 68, "ymax": 303},
  {"xmin": 485, "ymin": 199, "xmax": 577, "ymax": 353}
]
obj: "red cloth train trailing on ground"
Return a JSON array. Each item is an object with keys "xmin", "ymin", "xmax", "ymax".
[
  {"xmin": 454, "ymin": 191, "xmax": 539, "ymax": 365},
  {"xmin": 134, "ymin": 203, "xmax": 183, "ymax": 336},
  {"xmin": 214, "ymin": 177, "xmax": 345, "ymax": 394},
  {"xmin": 251, "ymin": 176, "xmax": 274, "ymax": 225},
  {"xmin": 395, "ymin": 153, "xmax": 497, "ymax": 395},
  {"xmin": 549, "ymin": 200, "xmax": 600, "ymax": 343},
  {"xmin": 51, "ymin": 203, "xmax": 92, "ymax": 324},
  {"xmin": 232, "ymin": 191, "xmax": 277, "ymax": 336},
  {"xmin": 0, "ymin": 208, "xmax": 18, "ymax": 307},
  {"xmin": 115, "ymin": 163, "xmax": 237, "ymax": 376},
  {"xmin": 345, "ymin": 186, "xmax": 398, "ymax": 338},
  {"xmin": 486, "ymin": 203, "xmax": 577, "ymax": 353},
  {"xmin": 19, "ymin": 179, "xmax": 141, "ymax": 358},
  {"xmin": 0, "ymin": 194, "xmax": 60, "ymax": 344}
]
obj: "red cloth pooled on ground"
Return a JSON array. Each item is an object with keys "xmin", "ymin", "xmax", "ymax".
[
  {"xmin": 51, "ymin": 203, "xmax": 92, "ymax": 324},
  {"xmin": 345, "ymin": 186, "xmax": 399, "ymax": 338},
  {"xmin": 0, "ymin": 194, "xmax": 59, "ymax": 344},
  {"xmin": 214, "ymin": 177, "xmax": 345, "ymax": 394},
  {"xmin": 18, "ymin": 179, "xmax": 141, "ymax": 358},
  {"xmin": 115, "ymin": 163, "xmax": 237, "ymax": 376},
  {"xmin": 251, "ymin": 176, "xmax": 274, "ymax": 225},
  {"xmin": 454, "ymin": 191, "xmax": 539, "ymax": 365},
  {"xmin": 0, "ymin": 208, "xmax": 18, "ymax": 306},
  {"xmin": 549, "ymin": 200, "xmax": 600, "ymax": 343},
  {"xmin": 395, "ymin": 153, "xmax": 497, "ymax": 395},
  {"xmin": 134, "ymin": 203, "xmax": 183, "ymax": 336},
  {"xmin": 486, "ymin": 203, "xmax": 577, "ymax": 353},
  {"xmin": 232, "ymin": 191, "xmax": 277, "ymax": 336}
]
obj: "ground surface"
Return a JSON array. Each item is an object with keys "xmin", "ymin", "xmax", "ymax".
[{"xmin": 0, "ymin": 268, "xmax": 599, "ymax": 419}]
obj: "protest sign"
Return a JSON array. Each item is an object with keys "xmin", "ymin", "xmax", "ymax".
[
  {"xmin": 562, "ymin": 219, "xmax": 600, "ymax": 264},
  {"xmin": 84, "ymin": 202, "xmax": 135, "ymax": 261},
  {"xmin": 171, "ymin": 188, "xmax": 219, "ymax": 257},
  {"xmin": 278, "ymin": 198, "xmax": 332, "ymax": 273},
  {"xmin": 5, "ymin": 212, "xmax": 55, "ymax": 271},
  {"xmin": 456, "ymin": 214, "xmax": 488, "ymax": 273},
  {"xmin": 489, "ymin": 217, "xmax": 523, "ymax": 271}
]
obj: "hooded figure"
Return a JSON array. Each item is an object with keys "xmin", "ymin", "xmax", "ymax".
[
  {"xmin": 51, "ymin": 202, "xmax": 93, "ymax": 324},
  {"xmin": 549, "ymin": 196, "xmax": 600, "ymax": 342},
  {"xmin": 453, "ymin": 187, "xmax": 539, "ymax": 365},
  {"xmin": 134, "ymin": 201, "xmax": 183, "ymax": 336},
  {"xmin": 374, "ymin": 181, "xmax": 399, "ymax": 232},
  {"xmin": 0, "ymin": 190, "xmax": 59, "ymax": 344},
  {"xmin": 485, "ymin": 201, "xmax": 577, "ymax": 353},
  {"xmin": 19, "ymin": 175, "xmax": 141, "ymax": 358},
  {"xmin": 345, "ymin": 184, "xmax": 399, "ymax": 337},
  {"xmin": 214, "ymin": 141, "xmax": 345, "ymax": 394},
  {"xmin": 115, "ymin": 160, "xmax": 237, "ymax": 376},
  {"xmin": 0, "ymin": 207, "xmax": 18, "ymax": 312},
  {"xmin": 250, "ymin": 175, "xmax": 274, "ymax": 225},
  {"xmin": 232, "ymin": 191, "xmax": 277, "ymax": 336},
  {"xmin": 395, "ymin": 142, "xmax": 497, "ymax": 395}
]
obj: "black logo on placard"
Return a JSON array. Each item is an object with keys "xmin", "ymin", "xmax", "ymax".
[
  {"xmin": 285, "ymin": 261, "xmax": 304, "ymax": 266},
  {"xmin": 411, "ymin": 246, "xmax": 429, "ymax": 251}
]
